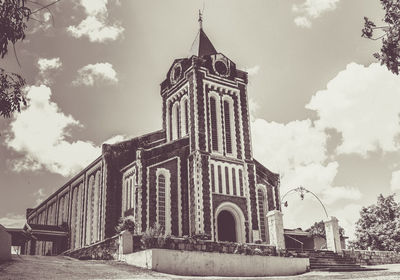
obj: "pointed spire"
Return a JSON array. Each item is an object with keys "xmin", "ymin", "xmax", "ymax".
[
  {"xmin": 189, "ymin": 10, "xmax": 217, "ymax": 57},
  {"xmin": 198, "ymin": 9, "xmax": 203, "ymax": 30}
]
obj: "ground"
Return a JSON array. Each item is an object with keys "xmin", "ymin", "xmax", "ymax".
[{"xmin": 1, "ymin": 255, "xmax": 400, "ymax": 280}]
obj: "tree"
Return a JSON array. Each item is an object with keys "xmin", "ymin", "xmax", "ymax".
[
  {"xmin": 362, "ymin": 0, "xmax": 400, "ymax": 74},
  {"xmin": 349, "ymin": 194, "xmax": 400, "ymax": 252},
  {"xmin": 0, "ymin": 0, "xmax": 60, "ymax": 118},
  {"xmin": 307, "ymin": 220, "xmax": 345, "ymax": 239},
  {"xmin": 0, "ymin": 0, "xmax": 31, "ymax": 117}
]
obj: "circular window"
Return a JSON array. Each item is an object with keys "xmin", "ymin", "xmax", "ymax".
[
  {"xmin": 170, "ymin": 63, "xmax": 182, "ymax": 84},
  {"xmin": 214, "ymin": 60, "xmax": 229, "ymax": 76}
]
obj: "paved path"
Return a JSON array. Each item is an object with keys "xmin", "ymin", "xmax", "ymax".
[{"xmin": 1, "ymin": 255, "xmax": 400, "ymax": 280}]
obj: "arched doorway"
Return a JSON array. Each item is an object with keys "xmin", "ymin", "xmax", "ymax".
[
  {"xmin": 215, "ymin": 202, "xmax": 246, "ymax": 243},
  {"xmin": 217, "ymin": 210, "xmax": 236, "ymax": 242}
]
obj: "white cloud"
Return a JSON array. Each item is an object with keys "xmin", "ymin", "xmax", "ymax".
[
  {"xmin": 251, "ymin": 118, "xmax": 361, "ymax": 204},
  {"xmin": 73, "ymin": 62, "xmax": 118, "ymax": 86},
  {"xmin": 245, "ymin": 65, "xmax": 260, "ymax": 76},
  {"xmin": 67, "ymin": 0, "xmax": 124, "ymax": 43},
  {"xmin": 390, "ymin": 170, "xmax": 400, "ymax": 191},
  {"xmin": 307, "ymin": 63, "xmax": 400, "ymax": 157},
  {"xmin": 294, "ymin": 16, "xmax": 312, "ymax": 28},
  {"xmin": 37, "ymin": 57, "xmax": 62, "ymax": 85},
  {"xmin": 68, "ymin": 16, "xmax": 124, "ymax": 43},
  {"xmin": 332, "ymin": 203, "xmax": 361, "ymax": 240},
  {"xmin": 0, "ymin": 214, "xmax": 26, "ymax": 228},
  {"xmin": 252, "ymin": 119, "xmax": 327, "ymax": 174},
  {"xmin": 103, "ymin": 134, "xmax": 128, "ymax": 144},
  {"xmin": 79, "ymin": 0, "xmax": 108, "ymax": 16},
  {"xmin": 5, "ymin": 85, "xmax": 100, "ymax": 177},
  {"xmin": 38, "ymin": 57, "xmax": 62, "ymax": 72},
  {"xmin": 34, "ymin": 188, "xmax": 47, "ymax": 206},
  {"xmin": 293, "ymin": 0, "xmax": 340, "ymax": 28}
]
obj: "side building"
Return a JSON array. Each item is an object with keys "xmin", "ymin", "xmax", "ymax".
[{"xmin": 23, "ymin": 25, "xmax": 281, "ymax": 256}]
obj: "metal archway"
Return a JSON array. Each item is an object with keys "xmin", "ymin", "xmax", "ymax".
[{"xmin": 281, "ymin": 186, "xmax": 329, "ymax": 218}]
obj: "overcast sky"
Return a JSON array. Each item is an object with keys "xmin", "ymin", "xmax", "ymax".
[{"xmin": 0, "ymin": 0, "xmax": 397, "ymax": 240}]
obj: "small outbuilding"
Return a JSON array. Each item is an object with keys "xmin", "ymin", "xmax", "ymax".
[{"xmin": 0, "ymin": 224, "xmax": 11, "ymax": 261}]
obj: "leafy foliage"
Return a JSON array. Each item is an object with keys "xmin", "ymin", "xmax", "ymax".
[
  {"xmin": 0, "ymin": 68, "xmax": 26, "ymax": 117},
  {"xmin": 362, "ymin": 1, "xmax": 400, "ymax": 74},
  {"xmin": 115, "ymin": 215, "xmax": 135, "ymax": 234},
  {"xmin": 349, "ymin": 194, "xmax": 400, "ymax": 252},
  {"xmin": 307, "ymin": 220, "xmax": 345, "ymax": 238},
  {"xmin": 0, "ymin": 0, "xmax": 31, "ymax": 118},
  {"xmin": 141, "ymin": 223, "xmax": 168, "ymax": 249},
  {"xmin": 0, "ymin": 0, "xmax": 31, "ymax": 58}
]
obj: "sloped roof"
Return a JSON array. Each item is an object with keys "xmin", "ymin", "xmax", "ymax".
[{"xmin": 189, "ymin": 28, "xmax": 217, "ymax": 57}]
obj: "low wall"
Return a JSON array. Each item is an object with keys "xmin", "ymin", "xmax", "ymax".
[
  {"xmin": 65, "ymin": 235, "xmax": 120, "ymax": 260},
  {"xmin": 64, "ymin": 233, "xmax": 141, "ymax": 260},
  {"xmin": 0, "ymin": 225, "xmax": 11, "ymax": 261},
  {"xmin": 125, "ymin": 249, "xmax": 310, "ymax": 277},
  {"xmin": 342, "ymin": 249, "xmax": 400, "ymax": 265},
  {"xmin": 143, "ymin": 236, "xmax": 277, "ymax": 256}
]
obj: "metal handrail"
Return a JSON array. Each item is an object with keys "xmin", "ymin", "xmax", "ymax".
[{"xmin": 286, "ymin": 234, "xmax": 304, "ymax": 252}]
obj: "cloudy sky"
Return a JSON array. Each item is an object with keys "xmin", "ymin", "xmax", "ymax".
[{"xmin": 0, "ymin": 0, "xmax": 397, "ymax": 240}]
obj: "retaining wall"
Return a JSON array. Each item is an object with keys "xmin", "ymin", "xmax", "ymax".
[
  {"xmin": 342, "ymin": 249, "xmax": 400, "ymax": 265},
  {"xmin": 125, "ymin": 249, "xmax": 309, "ymax": 277}
]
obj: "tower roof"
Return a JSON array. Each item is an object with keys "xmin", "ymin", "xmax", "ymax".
[
  {"xmin": 189, "ymin": 28, "xmax": 217, "ymax": 57},
  {"xmin": 189, "ymin": 11, "xmax": 217, "ymax": 57}
]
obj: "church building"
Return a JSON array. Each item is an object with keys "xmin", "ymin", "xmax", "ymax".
[{"xmin": 23, "ymin": 21, "xmax": 281, "ymax": 256}]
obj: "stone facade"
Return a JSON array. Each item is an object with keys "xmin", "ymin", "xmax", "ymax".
[{"xmin": 24, "ymin": 26, "xmax": 281, "ymax": 255}]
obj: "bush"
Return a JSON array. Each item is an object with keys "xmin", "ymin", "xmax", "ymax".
[
  {"xmin": 141, "ymin": 223, "xmax": 168, "ymax": 249},
  {"xmin": 115, "ymin": 215, "xmax": 135, "ymax": 234}
]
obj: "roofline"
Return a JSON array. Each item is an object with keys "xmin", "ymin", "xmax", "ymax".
[{"xmin": 28, "ymin": 155, "xmax": 103, "ymax": 218}]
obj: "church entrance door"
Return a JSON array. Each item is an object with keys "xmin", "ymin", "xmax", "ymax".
[{"xmin": 217, "ymin": 210, "xmax": 236, "ymax": 242}]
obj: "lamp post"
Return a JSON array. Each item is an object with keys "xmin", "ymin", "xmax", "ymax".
[{"xmin": 281, "ymin": 186, "xmax": 329, "ymax": 218}]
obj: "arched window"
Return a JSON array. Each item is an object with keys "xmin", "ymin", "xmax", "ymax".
[
  {"xmin": 158, "ymin": 174, "xmax": 166, "ymax": 230},
  {"xmin": 180, "ymin": 97, "xmax": 189, "ymax": 136},
  {"xmin": 210, "ymin": 96, "xmax": 219, "ymax": 151},
  {"xmin": 223, "ymin": 100, "xmax": 232, "ymax": 154},
  {"xmin": 70, "ymin": 188, "xmax": 77, "ymax": 248},
  {"xmin": 257, "ymin": 186, "xmax": 268, "ymax": 242},
  {"xmin": 171, "ymin": 102, "xmax": 180, "ymax": 140},
  {"xmin": 156, "ymin": 168, "xmax": 171, "ymax": 235}
]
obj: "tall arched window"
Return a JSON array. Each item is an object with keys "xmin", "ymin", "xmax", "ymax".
[
  {"xmin": 156, "ymin": 168, "xmax": 171, "ymax": 234},
  {"xmin": 158, "ymin": 174, "xmax": 166, "ymax": 230},
  {"xmin": 210, "ymin": 96, "xmax": 219, "ymax": 151},
  {"xmin": 70, "ymin": 188, "xmax": 77, "ymax": 248},
  {"xmin": 171, "ymin": 102, "xmax": 180, "ymax": 140},
  {"xmin": 257, "ymin": 186, "xmax": 268, "ymax": 242},
  {"xmin": 180, "ymin": 97, "xmax": 189, "ymax": 136},
  {"xmin": 223, "ymin": 100, "xmax": 232, "ymax": 154}
]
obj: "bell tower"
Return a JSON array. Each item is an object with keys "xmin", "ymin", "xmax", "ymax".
[{"xmin": 160, "ymin": 15, "xmax": 259, "ymax": 242}]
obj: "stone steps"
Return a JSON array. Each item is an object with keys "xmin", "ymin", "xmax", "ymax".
[{"xmin": 288, "ymin": 250, "xmax": 373, "ymax": 272}]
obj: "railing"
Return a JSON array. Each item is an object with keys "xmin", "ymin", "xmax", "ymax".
[{"xmin": 286, "ymin": 235, "xmax": 304, "ymax": 252}]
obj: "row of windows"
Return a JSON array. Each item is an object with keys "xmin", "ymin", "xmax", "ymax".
[
  {"xmin": 122, "ymin": 174, "xmax": 138, "ymax": 217},
  {"xmin": 209, "ymin": 94, "xmax": 236, "ymax": 156},
  {"xmin": 170, "ymin": 97, "xmax": 189, "ymax": 141},
  {"xmin": 210, "ymin": 163, "xmax": 244, "ymax": 196}
]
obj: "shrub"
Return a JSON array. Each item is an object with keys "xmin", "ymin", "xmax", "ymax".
[{"xmin": 115, "ymin": 215, "xmax": 135, "ymax": 234}]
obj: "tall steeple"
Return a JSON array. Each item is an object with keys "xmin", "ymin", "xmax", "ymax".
[{"xmin": 189, "ymin": 10, "xmax": 217, "ymax": 57}]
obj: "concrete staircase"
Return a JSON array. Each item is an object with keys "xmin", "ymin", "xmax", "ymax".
[{"xmin": 290, "ymin": 249, "xmax": 385, "ymax": 272}]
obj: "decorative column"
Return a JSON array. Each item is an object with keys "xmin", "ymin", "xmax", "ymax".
[
  {"xmin": 266, "ymin": 210, "xmax": 285, "ymax": 249},
  {"xmin": 324, "ymin": 216, "xmax": 342, "ymax": 253}
]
